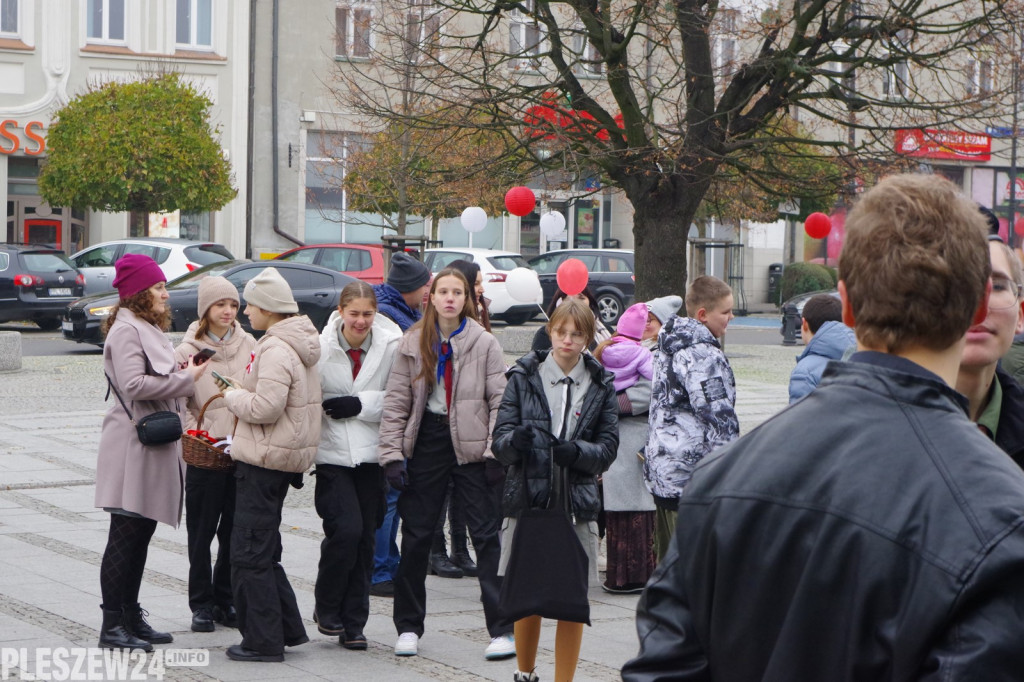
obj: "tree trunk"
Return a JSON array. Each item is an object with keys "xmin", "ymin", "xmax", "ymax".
[{"xmin": 628, "ymin": 178, "xmax": 707, "ymax": 309}]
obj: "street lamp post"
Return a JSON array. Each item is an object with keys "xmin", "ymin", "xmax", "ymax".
[{"xmin": 1009, "ymin": 51, "xmax": 1019, "ymax": 250}]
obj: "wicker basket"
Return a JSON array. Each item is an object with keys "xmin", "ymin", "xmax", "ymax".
[{"xmin": 181, "ymin": 395, "xmax": 235, "ymax": 472}]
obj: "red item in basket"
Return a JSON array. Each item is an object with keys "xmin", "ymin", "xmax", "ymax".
[{"xmin": 186, "ymin": 429, "xmax": 217, "ymax": 444}]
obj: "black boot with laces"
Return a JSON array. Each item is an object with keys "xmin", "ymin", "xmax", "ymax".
[{"xmin": 123, "ymin": 603, "xmax": 173, "ymax": 644}]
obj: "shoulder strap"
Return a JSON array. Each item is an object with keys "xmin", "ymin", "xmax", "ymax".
[{"xmin": 104, "ymin": 373, "xmax": 136, "ymax": 424}]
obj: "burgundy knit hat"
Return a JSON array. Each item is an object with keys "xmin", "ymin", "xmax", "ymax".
[{"xmin": 112, "ymin": 254, "xmax": 166, "ymax": 299}]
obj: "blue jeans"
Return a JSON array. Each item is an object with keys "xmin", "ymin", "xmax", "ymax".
[{"xmin": 372, "ymin": 486, "xmax": 401, "ymax": 584}]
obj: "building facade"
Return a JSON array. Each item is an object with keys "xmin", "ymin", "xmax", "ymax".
[{"xmin": 1, "ymin": 0, "xmax": 249, "ymax": 257}]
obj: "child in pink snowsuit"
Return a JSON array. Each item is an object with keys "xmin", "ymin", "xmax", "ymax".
[{"xmin": 597, "ymin": 303, "xmax": 653, "ymax": 392}]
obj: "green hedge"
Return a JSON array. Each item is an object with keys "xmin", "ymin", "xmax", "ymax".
[{"xmin": 778, "ymin": 262, "xmax": 837, "ymax": 304}]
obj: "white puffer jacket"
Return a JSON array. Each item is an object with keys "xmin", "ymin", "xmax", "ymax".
[{"xmin": 316, "ymin": 311, "xmax": 402, "ymax": 467}]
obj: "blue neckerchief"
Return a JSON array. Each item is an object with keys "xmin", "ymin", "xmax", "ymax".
[{"xmin": 436, "ymin": 318, "xmax": 467, "ymax": 383}]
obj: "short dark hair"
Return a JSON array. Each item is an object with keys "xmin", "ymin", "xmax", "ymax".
[
  {"xmin": 801, "ymin": 294, "xmax": 843, "ymax": 334},
  {"xmin": 839, "ymin": 173, "xmax": 990, "ymax": 353}
]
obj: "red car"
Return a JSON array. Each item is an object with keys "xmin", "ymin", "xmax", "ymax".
[{"xmin": 273, "ymin": 243, "xmax": 386, "ymax": 284}]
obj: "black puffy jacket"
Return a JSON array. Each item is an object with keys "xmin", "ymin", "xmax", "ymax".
[
  {"xmin": 492, "ymin": 351, "xmax": 618, "ymax": 521},
  {"xmin": 623, "ymin": 355, "xmax": 1024, "ymax": 681}
]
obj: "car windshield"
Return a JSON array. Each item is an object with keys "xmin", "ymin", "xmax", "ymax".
[
  {"xmin": 276, "ymin": 249, "xmax": 318, "ymax": 264},
  {"xmin": 167, "ymin": 260, "xmax": 245, "ymax": 289},
  {"xmin": 487, "ymin": 255, "xmax": 529, "ymax": 270},
  {"xmin": 22, "ymin": 252, "xmax": 77, "ymax": 273},
  {"xmin": 184, "ymin": 244, "xmax": 234, "ymax": 265}
]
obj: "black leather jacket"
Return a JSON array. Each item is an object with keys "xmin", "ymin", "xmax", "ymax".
[
  {"xmin": 492, "ymin": 351, "xmax": 618, "ymax": 521},
  {"xmin": 623, "ymin": 355, "xmax": 1024, "ymax": 681}
]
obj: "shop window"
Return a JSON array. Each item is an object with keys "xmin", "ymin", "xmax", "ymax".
[
  {"xmin": 87, "ymin": 0, "xmax": 125, "ymax": 43},
  {"xmin": 176, "ymin": 0, "xmax": 212, "ymax": 49}
]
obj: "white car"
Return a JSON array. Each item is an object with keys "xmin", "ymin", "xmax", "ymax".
[
  {"xmin": 71, "ymin": 238, "xmax": 235, "ymax": 295},
  {"xmin": 423, "ymin": 247, "xmax": 542, "ymax": 325}
]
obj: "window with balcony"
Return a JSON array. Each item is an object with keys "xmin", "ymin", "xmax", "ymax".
[
  {"xmin": 86, "ymin": 0, "xmax": 125, "ymax": 44},
  {"xmin": 176, "ymin": 0, "xmax": 212, "ymax": 50},
  {"xmin": 336, "ymin": 4, "xmax": 373, "ymax": 59}
]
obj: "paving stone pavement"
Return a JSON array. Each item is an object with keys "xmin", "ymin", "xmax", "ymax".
[{"xmin": 0, "ymin": 328, "xmax": 792, "ymax": 681}]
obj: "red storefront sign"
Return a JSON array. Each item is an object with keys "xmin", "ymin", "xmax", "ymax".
[{"xmin": 895, "ymin": 128, "xmax": 991, "ymax": 162}]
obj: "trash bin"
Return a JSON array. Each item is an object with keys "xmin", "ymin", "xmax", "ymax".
[{"xmin": 767, "ymin": 263, "xmax": 783, "ymax": 304}]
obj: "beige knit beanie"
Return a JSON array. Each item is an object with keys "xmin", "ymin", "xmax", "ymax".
[
  {"xmin": 197, "ymin": 276, "xmax": 240, "ymax": 320},
  {"xmin": 243, "ymin": 267, "xmax": 298, "ymax": 314}
]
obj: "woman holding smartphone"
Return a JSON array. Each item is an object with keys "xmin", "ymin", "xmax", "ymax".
[
  {"xmin": 312, "ymin": 281, "xmax": 401, "ymax": 648},
  {"xmin": 492, "ymin": 298, "xmax": 619, "ymax": 682},
  {"xmin": 378, "ymin": 267, "xmax": 513, "ymax": 660},
  {"xmin": 174, "ymin": 276, "xmax": 256, "ymax": 634},
  {"xmin": 95, "ymin": 254, "xmax": 208, "ymax": 651}
]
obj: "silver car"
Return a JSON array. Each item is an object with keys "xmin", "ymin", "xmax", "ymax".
[{"xmin": 71, "ymin": 238, "xmax": 234, "ymax": 295}]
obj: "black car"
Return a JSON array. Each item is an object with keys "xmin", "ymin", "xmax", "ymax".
[
  {"xmin": 780, "ymin": 288, "xmax": 840, "ymax": 344},
  {"xmin": 63, "ymin": 260, "xmax": 356, "ymax": 345},
  {"xmin": 527, "ymin": 248, "xmax": 635, "ymax": 326},
  {"xmin": 1, "ymin": 244, "xmax": 86, "ymax": 330}
]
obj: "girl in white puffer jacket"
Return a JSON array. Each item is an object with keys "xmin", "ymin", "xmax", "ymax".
[{"xmin": 312, "ymin": 281, "xmax": 401, "ymax": 649}]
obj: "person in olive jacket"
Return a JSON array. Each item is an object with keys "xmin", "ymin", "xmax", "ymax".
[{"xmin": 492, "ymin": 298, "xmax": 619, "ymax": 682}]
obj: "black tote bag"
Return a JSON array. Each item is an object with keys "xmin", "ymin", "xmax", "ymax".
[
  {"xmin": 498, "ymin": 504, "xmax": 591, "ymax": 625},
  {"xmin": 498, "ymin": 424, "xmax": 591, "ymax": 625}
]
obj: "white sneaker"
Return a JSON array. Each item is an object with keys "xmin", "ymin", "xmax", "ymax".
[
  {"xmin": 484, "ymin": 633, "xmax": 516, "ymax": 660},
  {"xmin": 395, "ymin": 632, "xmax": 419, "ymax": 656}
]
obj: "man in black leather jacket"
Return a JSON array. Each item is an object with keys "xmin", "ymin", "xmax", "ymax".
[{"xmin": 622, "ymin": 173, "xmax": 1024, "ymax": 681}]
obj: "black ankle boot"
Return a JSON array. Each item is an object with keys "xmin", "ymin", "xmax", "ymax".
[
  {"xmin": 451, "ymin": 549, "xmax": 479, "ymax": 577},
  {"xmin": 98, "ymin": 606, "xmax": 152, "ymax": 651},
  {"xmin": 428, "ymin": 553, "xmax": 464, "ymax": 579},
  {"xmin": 123, "ymin": 603, "xmax": 173, "ymax": 644}
]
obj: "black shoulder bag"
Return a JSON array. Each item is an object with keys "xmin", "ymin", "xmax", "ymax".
[{"xmin": 105, "ymin": 373, "xmax": 183, "ymax": 446}]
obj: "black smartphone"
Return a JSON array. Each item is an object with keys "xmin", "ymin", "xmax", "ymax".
[{"xmin": 193, "ymin": 348, "xmax": 217, "ymax": 365}]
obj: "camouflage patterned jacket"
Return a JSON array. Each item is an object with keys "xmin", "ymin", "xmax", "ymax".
[{"xmin": 644, "ymin": 315, "xmax": 739, "ymax": 502}]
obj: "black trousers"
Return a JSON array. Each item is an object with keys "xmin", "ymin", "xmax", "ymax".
[
  {"xmin": 393, "ymin": 414, "xmax": 509, "ymax": 638},
  {"xmin": 313, "ymin": 463, "xmax": 382, "ymax": 635},
  {"xmin": 230, "ymin": 462, "xmax": 306, "ymax": 655},
  {"xmin": 431, "ymin": 480, "xmax": 467, "ymax": 555},
  {"xmin": 185, "ymin": 465, "xmax": 235, "ymax": 612}
]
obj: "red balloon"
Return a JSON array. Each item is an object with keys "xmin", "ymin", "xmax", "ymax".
[
  {"xmin": 805, "ymin": 212, "xmax": 832, "ymax": 240},
  {"xmin": 556, "ymin": 258, "xmax": 589, "ymax": 297},
  {"xmin": 505, "ymin": 186, "xmax": 536, "ymax": 217}
]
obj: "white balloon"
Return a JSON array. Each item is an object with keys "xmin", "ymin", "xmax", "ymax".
[
  {"xmin": 539, "ymin": 211, "xmax": 566, "ymax": 238},
  {"xmin": 461, "ymin": 206, "xmax": 488, "ymax": 233},
  {"xmin": 505, "ymin": 267, "xmax": 542, "ymax": 303}
]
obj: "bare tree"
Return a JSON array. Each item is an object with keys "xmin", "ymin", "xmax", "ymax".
[{"xmin": 328, "ymin": 0, "xmax": 1017, "ymax": 299}]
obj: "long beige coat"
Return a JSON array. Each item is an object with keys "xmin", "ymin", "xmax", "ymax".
[
  {"xmin": 223, "ymin": 315, "xmax": 322, "ymax": 473},
  {"xmin": 94, "ymin": 308, "xmax": 196, "ymax": 527},
  {"xmin": 378, "ymin": 318, "xmax": 506, "ymax": 466},
  {"xmin": 174, "ymin": 320, "xmax": 257, "ymax": 437}
]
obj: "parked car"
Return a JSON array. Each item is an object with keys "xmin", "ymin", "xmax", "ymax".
[
  {"xmin": 71, "ymin": 238, "xmax": 235, "ymax": 295},
  {"xmin": 62, "ymin": 260, "xmax": 355, "ymax": 345},
  {"xmin": 1, "ymin": 244, "xmax": 86, "ymax": 330},
  {"xmin": 423, "ymin": 247, "xmax": 542, "ymax": 325},
  {"xmin": 273, "ymin": 243, "xmax": 387, "ymax": 284},
  {"xmin": 528, "ymin": 248, "xmax": 635, "ymax": 326},
  {"xmin": 780, "ymin": 288, "xmax": 841, "ymax": 342}
]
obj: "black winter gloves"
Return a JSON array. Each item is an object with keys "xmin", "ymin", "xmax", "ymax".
[
  {"xmin": 552, "ymin": 441, "xmax": 579, "ymax": 468},
  {"xmin": 385, "ymin": 461, "xmax": 409, "ymax": 491},
  {"xmin": 323, "ymin": 396, "xmax": 362, "ymax": 419},
  {"xmin": 511, "ymin": 424, "xmax": 534, "ymax": 452}
]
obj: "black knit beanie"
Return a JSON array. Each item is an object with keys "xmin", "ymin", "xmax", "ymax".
[{"xmin": 387, "ymin": 252, "xmax": 431, "ymax": 293}]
